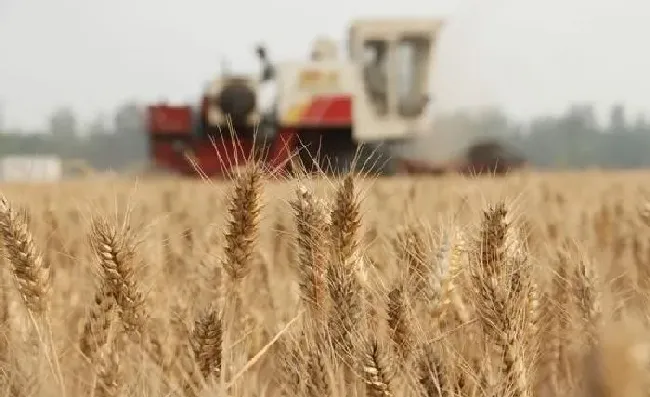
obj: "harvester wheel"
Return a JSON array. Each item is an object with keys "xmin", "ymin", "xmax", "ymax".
[{"xmin": 463, "ymin": 139, "xmax": 527, "ymax": 175}]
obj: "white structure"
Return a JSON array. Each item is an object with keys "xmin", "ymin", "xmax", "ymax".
[{"xmin": 0, "ymin": 155, "xmax": 63, "ymax": 183}]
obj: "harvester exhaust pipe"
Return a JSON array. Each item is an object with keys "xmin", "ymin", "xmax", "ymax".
[
  {"xmin": 255, "ymin": 44, "xmax": 275, "ymax": 82},
  {"xmin": 255, "ymin": 43, "xmax": 278, "ymax": 142}
]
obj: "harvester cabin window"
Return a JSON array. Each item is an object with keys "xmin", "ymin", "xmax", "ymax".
[
  {"xmin": 362, "ymin": 40, "xmax": 388, "ymax": 116},
  {"xmin": 395, "ymin": 36, "xmax": 430, "ymax": 118}
]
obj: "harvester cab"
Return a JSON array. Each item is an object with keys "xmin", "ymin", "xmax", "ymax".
[
  {"xmin": 270, "ymin": 17, "xmax": 444, "ymax": 174},
  {"xmin": 347, "ymin": 18, "xmax": 443, "ymax": 142}
]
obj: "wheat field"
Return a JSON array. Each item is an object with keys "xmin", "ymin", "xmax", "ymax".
[{"xmin": 0, "ymin": 167, "xmax": 649, "ymax": 397}]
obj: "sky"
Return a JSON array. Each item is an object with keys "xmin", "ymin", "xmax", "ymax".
[{"xmin": 0, "ymin": 0, "xmax": 649, "ymax": 130}]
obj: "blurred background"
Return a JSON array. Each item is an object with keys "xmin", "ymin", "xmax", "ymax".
[{"xmin": 1, "ymin": 0, "xmax": 649, "ymax": 179}]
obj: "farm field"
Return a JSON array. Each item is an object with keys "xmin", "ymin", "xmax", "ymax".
[{"xmin": 0, "ymin": 168, "xmax": 649, "ymax": 397}]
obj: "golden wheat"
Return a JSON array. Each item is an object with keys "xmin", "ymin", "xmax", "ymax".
[{"xmin": 0, "ymin": 169, "xmax": 649, "ymax": 397}]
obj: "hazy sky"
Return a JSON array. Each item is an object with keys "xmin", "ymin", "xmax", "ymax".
[{"xmin": 1, "ymin": 0, "xmax": 649, "ymax": 130}]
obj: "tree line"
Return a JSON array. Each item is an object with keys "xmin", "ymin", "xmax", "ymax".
[
  {"xmin": 0, "ymin": 103, "xmax": 149, "ymax": 172},
  {"xmin": 1, "ymin": 102, "xmax": 650, "ymax": 171}
]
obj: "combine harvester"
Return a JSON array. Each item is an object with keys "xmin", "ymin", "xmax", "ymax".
[{"xmin": 145, "ymin": 17, "xmax": 526, "ymax": 178}]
